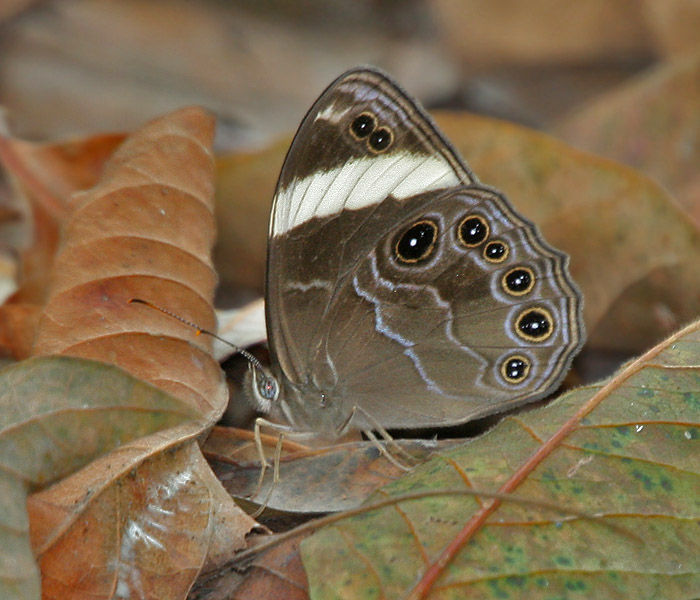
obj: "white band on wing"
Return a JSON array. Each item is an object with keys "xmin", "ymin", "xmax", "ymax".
[{"xmin": 271, "ymin": 153, "xmax": 460, "ymax": 236}]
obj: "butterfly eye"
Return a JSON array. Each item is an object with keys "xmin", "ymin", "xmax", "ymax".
[
  {"xmin": 502, "ymin": 266, "xmax": 535, "ymax": 296},
  {"xmin": 515, "ymin": 307, "xmax": 554, "ymax": 342},
  {"xmin": 457, "ymin": 215, "xmax": 489, "ymax": 247},
  {"xmin": 256, "ymin": 371, "xmax": 279, "ymax": 401},
  {"xmin": 394, "ymin": 219, "xmax": 438, "ymax": 264},
  {"xmin": 368, "ymin": 127, "xmax": 393, "ymax": 152},
  {"xmin": 350, "ymin": 112, "xmax": 376, "ymax": 139},
  {"xmin": 483, "ymin": 240, "xmax": 509, "ymax": 263},
  {"xmin": 500, "ymin": 355, "xmax": 531, "ymax": 383}
]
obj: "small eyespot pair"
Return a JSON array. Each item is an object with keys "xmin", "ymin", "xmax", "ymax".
[
  {"xmin": 350, "ymin": 112, "xmax": 393, "ymax": 153},
  {"xmin": 456, "ymin": 214, "xmax": 510, "ymax": 265}
]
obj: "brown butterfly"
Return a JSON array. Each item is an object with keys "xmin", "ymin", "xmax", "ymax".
[{"xmin": 247, "ymin": 67, "xmax": 584, "ymax": 441}]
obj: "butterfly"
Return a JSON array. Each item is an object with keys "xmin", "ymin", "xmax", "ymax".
[{"xmin": 246, "ymin": 67, "xmax": 584, "ymax": 440}]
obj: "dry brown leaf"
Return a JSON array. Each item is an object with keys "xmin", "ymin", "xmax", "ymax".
[
  {"xmin": 642, "ymin": 0, "xmax": 700, "ymax": 57},
  {"xmin": 214, "ymin": 143, "xmax": 286, "ymax": 294},
  {"xmin": 0, "ymin": 131, "xmax": 126, "ymax": 357},
  {"xmin": 203, "ymin": 427, "xmax": 453, "ymax": 515},
  {"xmin": 191, "ymin": 534, "xmax": 311, "ymax": 600},
  {"xmin": 0, "ymin": 132, "xmax": 126, "ymax": 305},
  {"xmin": 32, "ymin": 108, "xmax": 220, "ymax": 396},
  {"xmin": 557, "ymin": 53, "xmax": 700, "ymax": 225},
  {"xmin": 0, "ymin": 133, "xmax": 126, "ymax": 213},
  {"xmin": 0, "ymin": 355, "xmax": 204, "ymax": 599},
  {"xmin": 0, "ymin": 302, "xmax": 40, "ymax": 359},
  {"xmin": 27, "ymin": 107, "xmax": 255, "ymax": 599},
  {"xmin": 430, "ymin": 0, "xmax": 652, "ymax": 68},
  {"xmin": 30, "ymin": 440, "xmax": 255, "ymax": 600},
  {"xmin": 0, "ymin": 1, "xmax": 454, "ymax": 144}
]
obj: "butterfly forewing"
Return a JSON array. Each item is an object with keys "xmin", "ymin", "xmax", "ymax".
[{"xmin": 266, "ymin": 69, "xmax": 474, "ymax": 395}]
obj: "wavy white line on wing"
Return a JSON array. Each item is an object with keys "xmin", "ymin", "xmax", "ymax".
[{"xmin": 351, "ymin": 253, "xmax": 487, "ymax": 397}]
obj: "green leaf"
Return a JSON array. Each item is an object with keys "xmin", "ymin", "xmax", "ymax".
[
  {"xmin": 0, "ymin": 355, "xmax": 201, "ymax": 600},
  {"xmin": 301, "ymin": 320, "xmax": 700, "ymax": 599}
]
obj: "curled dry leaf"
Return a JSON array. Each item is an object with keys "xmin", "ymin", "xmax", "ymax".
[
  {"xmin": 30, "ymin": 441, "xmax": 246, "ymax": 600},
  {"xmin": 32, "ymin": 105, "xmax": 224, "ymax": 420},
  {"xmin": 205, "ymin": 427, "xmax": 451, "ymax": 514},
  {"xmin": 300, "ymin": 320, "xmax": 700, "ymax": 599},
  {"xmin": 22, "ymin": 107, "xmax": 256, "ymax": 600}
]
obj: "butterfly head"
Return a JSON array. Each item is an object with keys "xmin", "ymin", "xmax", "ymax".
[{"xmin": 244, "ymin": 350, "xmax": 354, "ymax": 439}]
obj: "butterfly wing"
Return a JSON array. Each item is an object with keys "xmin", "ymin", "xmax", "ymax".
[
  {"xmin": 267, "ymin": 68, "xmax": 474, "ymax": 389},
  {"xmin": 265, "ymin": 67, "xmax": 583, "ymax": 432},
  {"xmin": 269, "ymin": 68, "xmax": 474, "ymax": 240},
  {"xmin": 312, "ymin": 185, "xmax": 584, "ymax": 429}
]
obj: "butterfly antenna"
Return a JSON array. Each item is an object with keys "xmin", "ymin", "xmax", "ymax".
[{"xmin": 128, "ymin": 298, "xmax": 266, "ymax": 371}]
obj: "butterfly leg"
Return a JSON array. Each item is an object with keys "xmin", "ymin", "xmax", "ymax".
[
  {"xmin": 348, "ymin": 406, "xmax": 416, "ymax": 471},
  {"xmin": 250, "ymin": 417, "xmax": 296, "ymax": 516},
  {"xmin": 360, "ymin": 428, "xmax": 411, "ymax": 472}
]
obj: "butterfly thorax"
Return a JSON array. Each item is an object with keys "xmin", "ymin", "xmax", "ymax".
[{"xmin": 269, "ymin": 372, "xmax": 355, "ymax": 438}]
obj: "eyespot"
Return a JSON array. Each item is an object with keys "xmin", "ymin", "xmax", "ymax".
[
  {"xmin": 502, "ymin": 266, "xmax": 535, "ymax": 296},
  {"xmin": 515, "ymin": 307, "xmax": 554, "ymax": 342},
  {"xmin": 394, "ymin": 220, "xmax": 438, "ymax": 264},
  {"xmin": 350, "ymin": 112, "xmax": 376, "ymax": 139},
  {"xmin": 483, "ymin": 240, "xmax": 509, "ymax": 263},
  {"xmin": 368, "ymin": 126, "xmax": 393, "ymax": 152},
  {"xmin": 457, "ymin": 215, "xmax": 489, "ymax": 247},
  {"xmin": 500, "ymin": 354, "xmax": 531, "ymax": 383}
]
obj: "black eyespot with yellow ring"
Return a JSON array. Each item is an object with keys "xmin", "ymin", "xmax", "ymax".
[
  {"xmin": 368, "ymin": 126, "xmax": 393, "ymax": 152},
  {"xmin": 515, "ymin": 307, "xmax": 554, "ymax": 342},
  {"xmin": 394, "ymin": 219, "xmax": 438, "ymax": 264},
  {"xmin": 483, "ymin": 240, "xmax": 509, "ymax": 263},
  {"xmin": 457, "ymin": 214, "xmax": 489, "ymax": 247},
  {"xmin": 502, "ymin": 266, "xmax": 535, "ymax": 296},
  {"xmin": 350, "ymin": 112, "xmax": 376, "ymax": 139},
  {"xmin": 500, "ymin": 354, "xmax": 531, "ymax": 384}
]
